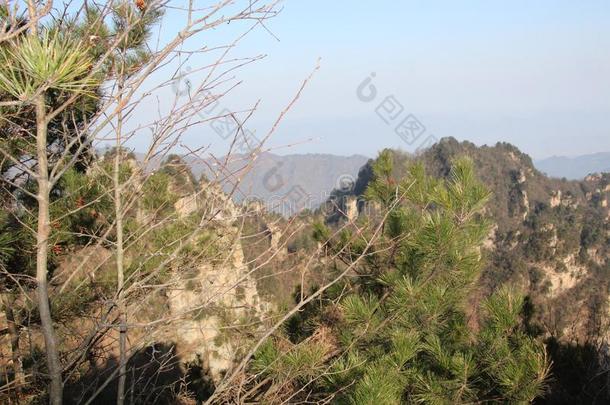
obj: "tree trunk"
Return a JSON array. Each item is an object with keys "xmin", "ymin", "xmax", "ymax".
[
  {"xmin": 115, "ymin": 87, "xmax": 127, "ymax": 405},
  {"xmin": 35, "ymin": 96, "xmax": 63, "ymax": 405},
  {"xmin": 115, "ymin": 169, "xmax": 127, "ymax": 405}
]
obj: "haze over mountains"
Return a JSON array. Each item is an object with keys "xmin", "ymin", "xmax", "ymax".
[
  {"xmin": 196, "ymin": 153, "xmax": 369, "ymax": 209},
  {"xmin": 133, "ymin": 151, "xmax": 369, "ymax": 214},
  {"xmin": 535, "ymin": 152, "xmax": 610, "ymax": 180},
  {"xmin": 129, "ymin": 146, "xmax": 609, "ymax": 214}
]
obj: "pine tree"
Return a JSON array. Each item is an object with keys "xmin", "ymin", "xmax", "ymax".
[
  {"xmin": 247, "ymin": 151, "xmax": 550, "ymax": 404},
  {"xmin": 0, "ymin": 4, "xmax": 162, "ymax": 402}
]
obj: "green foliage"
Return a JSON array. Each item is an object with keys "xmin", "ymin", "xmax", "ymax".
[
  {"xmin": 159, "ymin": 154, "xmax": 197, "ymax": 194},
  {"xmin": 0, "ymin": 212, "xmax": 17, "ymax": 267},
  {"xmin": 126, "ymin": 217, "xmax": 213, "ymax": 284},
  {"xmin": 351, "ymin": 364, "xmax": 405, "ymax": 405},
  {"xmin": 142, "ymin": 171, "xmax": 180, "ymax": 214},
  {"xmin": 248, "ymin": 153, "xmax": 549, "ymax": 403},
  {"xmin": 113, "ymin": 1, "xmax": 163, "ymax": 51},
  {"xmin": 49, "ymin": 168, "xmax": 114, "ymax": 245},
  {"xmin": 287, "ymin": 228, "xmax": 317, "ymax": 253},
  {"xmin": 111, "ymin": 1, "xmax": 164, "ymax": 74},
  {"xmin": 252, "ymin": 337, "xmax": 331, "ymax": 385},
  {"xmin": 312, "ymin": 221, "xmax": 330, "ymax": 243},
  {"xmin": 0, "ymin": 30, "xmax": 99, "ymax": 100}
]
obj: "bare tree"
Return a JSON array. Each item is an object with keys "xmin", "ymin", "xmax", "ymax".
[{"xmin": 0, "ymin": 1, "xmax": 327, "ymax": 403}]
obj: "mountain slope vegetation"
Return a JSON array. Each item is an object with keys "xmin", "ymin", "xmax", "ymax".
[{"xmin": 323, "ymin": 138, "xmax": 610, "ymax": 403}]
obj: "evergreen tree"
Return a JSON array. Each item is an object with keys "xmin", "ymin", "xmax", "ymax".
[
  {"xmin": 0, "ymin": 3, "xmax": 162, "ymax": 402},
  {"xmin": 248, "ymin": 152, "xmax": 550, "ymax": 404}
]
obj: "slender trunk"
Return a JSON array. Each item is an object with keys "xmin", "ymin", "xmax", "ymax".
[
  {"xmin": 35, "ymin": 96, "xmax": 63, "ymax": 405},
  {"xmin": 115, "ymin": 85, "xmax": 127, "ymax": 405},
  {"xmin": 2, "ymin": 293, "xmax": 25, "ymax": 396}
]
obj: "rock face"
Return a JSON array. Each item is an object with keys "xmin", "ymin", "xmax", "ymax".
[
  {"xmin": 174, "ymin": 194, "xmax": 198, "ymax": 218},
  {"xmin": 124, "ymin": 159, "xmax": 274, "ymax": 383},
  {"xmin": 56, "ymin": 246, "xmax": 112, "ymax": 283},
  {"xmin": 344, "ymin": 197, "xmax": 359, "ymax": 222},
  {"xmin": 159, "ymin": 194, "xmax": 272, "ymax": 381},
  {"xmin": 549, "ymin": 190, "xmax": 562, "ymax": 208},
  {"xmin": 8, "ymin": 156, "xmax": 291, "ymax": 402},
  {"xmin": 199, "ymin": 182, "xmax": 239, "ymax": 221},
  {"xmin": 164, "ymin": 234, "xmax": 264, "ymax": 381},
  {"xmin": 265, "ymin": 221, "xmax": 288, "ymax": 261},
  {"xmin": 545, "ymin": 254, "xmax": 587, "ymax": 296}
]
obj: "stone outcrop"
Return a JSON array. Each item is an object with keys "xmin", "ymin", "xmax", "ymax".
[
  {"xmin": 545, "ymin": 254, "xmax": 587, "ymax": 296},
  {"xmin": 550, "ymin": 190, "xmax": 562, "ymax": 208}
]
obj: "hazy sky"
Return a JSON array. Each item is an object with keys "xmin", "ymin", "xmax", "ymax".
[{"xmin": 141, "ymin": 0, "xmax": 610, "ymax": 159}]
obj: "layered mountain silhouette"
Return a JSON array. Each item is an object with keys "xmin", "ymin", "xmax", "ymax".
[
  {"xmin": 536, "ymin": 152, "xmax": 610, "ymax": 180},
  {"xmin": 126, "ymin": 145, "xmax": 608, "ymax": 214},
  {"xmin": 129, "ymin": 151, "xmax": 368, "ymax": 215}
]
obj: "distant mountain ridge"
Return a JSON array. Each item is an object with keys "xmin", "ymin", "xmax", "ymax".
[
  {"xmin": 125, "ymin": 147, "xmax": 608, "ymax": 212},
  {"xmin": 129, "ymin": 151, "xmax": 369, "ymax": 215},
  {"xmin": 535, "ymin": 152, "xmax": 610, "ymax": 180},
  {"xmin": 199, "ymin": 153, "xmax": 370, "ymax": 213}
]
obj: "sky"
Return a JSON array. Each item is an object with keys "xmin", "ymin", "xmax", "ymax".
[{"xmin": 134, "ymin": 0, "xmax": 610, "ymax": 159}]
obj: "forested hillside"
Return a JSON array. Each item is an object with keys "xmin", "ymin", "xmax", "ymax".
[
  {"xmin": 1, "ymin": 1, "xmax": 609, "ymax": 404},
  {"xmin": 1, "ymin": 137, "xmax": 608, "ymax": 403},
  {"xmin": 325, "ymin": 138, "xmax": 610, "ymax": 403}
]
